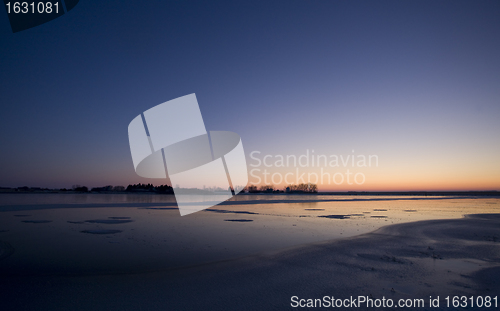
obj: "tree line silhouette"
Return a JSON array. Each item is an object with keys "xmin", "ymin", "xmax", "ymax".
[
  {"xmin": 245, "ymin": 183, "xmax": 318, "ymax": 193},
  {"xmin": 5, "ymin": 183, "xmax": 317, "ymax": 194}
]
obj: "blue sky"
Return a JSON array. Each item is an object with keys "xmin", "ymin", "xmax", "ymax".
[{"xmin": 0, "ymin": 0, "xmax": 499, "ymax": 190}]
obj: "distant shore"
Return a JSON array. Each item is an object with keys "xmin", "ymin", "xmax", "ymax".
[{"xmin": 1, "ymin": 187, "xmax": 499, "ymax": 197}]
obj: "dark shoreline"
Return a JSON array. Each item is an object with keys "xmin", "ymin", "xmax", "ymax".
[{"xmin": 1, "ymin": 189, "xmax": 499, "ymax": 196}]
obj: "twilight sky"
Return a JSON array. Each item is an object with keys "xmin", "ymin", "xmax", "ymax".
[{"xmin": 0, "ymin": 0, "xmax": 499, "ymax": 191}]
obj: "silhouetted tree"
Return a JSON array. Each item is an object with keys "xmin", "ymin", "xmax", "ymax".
[{"xmin": 73, "ymin": 186, "xmax": 88, "ymax": 192}]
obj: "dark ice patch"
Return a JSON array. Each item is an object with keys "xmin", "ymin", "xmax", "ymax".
[
  {"xmin": 319, "ymin": 215, "xmax": 350, "ymax": 219},
  {"xmin": 81, "ymin": 230, "xmax": 122, "ymax": 235},
  {"xmin": 224, "ymin": 219, "xmax": 254, "ymax": 222}
]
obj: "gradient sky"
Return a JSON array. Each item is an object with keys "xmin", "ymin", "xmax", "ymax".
[{"xmin": 0, "ymin": 0, "xmax": 499, "ymax": 191}]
